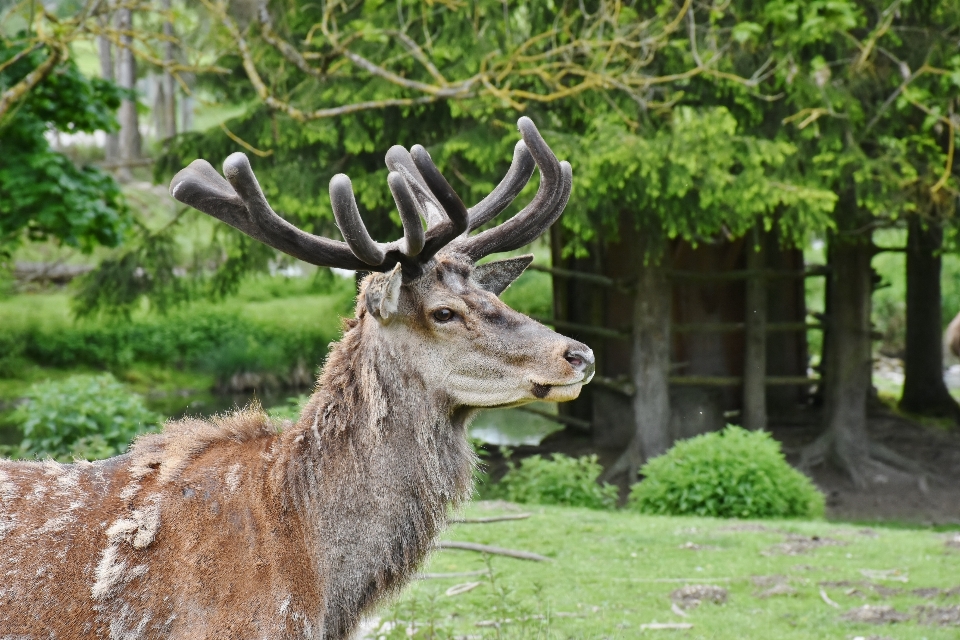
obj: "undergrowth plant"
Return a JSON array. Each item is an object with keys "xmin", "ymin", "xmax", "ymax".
[
  {"xmin": 5, "ymin": 373, "xmax": 161, "ymax": 461},
  {"xmin": 491, "ymin": 453, "xmax": 618, "ymax": 510},
  {"xmin": 0, "ymin": 311, "xmax": 334, "ymax": 385},
  {"xmin": 628, "ymin": 426, "xmax": 825, "ymax": 519}
]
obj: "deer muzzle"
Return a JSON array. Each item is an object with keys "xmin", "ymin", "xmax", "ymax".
[{"xmin": 530, "ymin": 341, "xmax": 595, "ymax": 402}]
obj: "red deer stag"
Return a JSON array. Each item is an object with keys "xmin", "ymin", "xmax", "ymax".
[{"xmin": 0, "ymin": 117, "xmax": 593, "ymax": 639}]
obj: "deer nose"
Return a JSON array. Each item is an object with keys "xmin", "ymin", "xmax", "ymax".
[{"xmin": 564, "ymin": 346, "xmax": 595, "ymax": 379}]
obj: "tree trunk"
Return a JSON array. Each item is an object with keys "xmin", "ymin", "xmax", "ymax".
[
  {"xmin": 801, "ymin": 231, "xmax": 927, "ymax": 485},
  {"xmin": 606, "ymin": 258, "xmax": 672, "ymax": 481},
  {"xmin": 160, "ymin": 0, "xmax": 177, "ymax": 140},
  {"xmin": 97, "ymin": 25, "xmax": 119, "ymax": 162},
  {"xmin": 742, "ymin": 224, "xmax": 767, "ymax": 430},
  {"xmin": 117, "ymin": 8, "xmax": 141, "ymax": 180},
  {"xmin": 802, "ymin": 235, "xmax": 874, "ymax": 485},
  {"xmin": 900, "ymin": 217, "xmax": 960, "ymax": 420}
]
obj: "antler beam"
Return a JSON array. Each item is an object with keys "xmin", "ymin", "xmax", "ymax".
[
  {"xmin": 169, "ymin": 117, "xmax": 572, "ymax": 275},
  {"xmin": 170, "ymin": 153, "xmax": 369, "ymax": 270}
]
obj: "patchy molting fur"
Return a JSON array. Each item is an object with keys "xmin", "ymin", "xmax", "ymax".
[{"xmin": 0, "ymin": 255, "xmax": 588, "ymax": 639}]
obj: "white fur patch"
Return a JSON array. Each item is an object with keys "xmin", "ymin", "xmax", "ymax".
[
  {"xmin": 0, "ymin": 512, "xmax": 16, "ymax": 540},
  {"xmin": 106, "ymin": 496, "xmax": 161, "ymax": 549},
  {"xmin": 37, "ymin": 513, "xmax": 74, "ymax": 534},
  {"xmin": 110, "ymin": 602, "xmax": 151, "ymax": 640},
  {"xmin": 226, "ymin": 463, "xmax": 242, "ymax": 493},
  {"xmin": 0, "ymin": 470, "xmax": 15, "ymax": 501},
  {"xmin": 92, "ymin": 545, "xmax": 126, "ymax": 600}
]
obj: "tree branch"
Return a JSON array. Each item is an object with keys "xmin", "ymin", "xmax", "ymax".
[{"xmin": 0, "ymin": 42, "xmax": 62, "ymax": 121}]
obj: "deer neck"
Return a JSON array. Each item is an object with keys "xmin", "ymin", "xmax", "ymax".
[{"xmin": 282, "ymin": 318, "xmax": 476, "ymax": 635}]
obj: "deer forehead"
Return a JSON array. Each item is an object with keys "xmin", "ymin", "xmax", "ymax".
[{"xmin": 409, "ymin": 262, "xmax": 503, "ymax": 313}]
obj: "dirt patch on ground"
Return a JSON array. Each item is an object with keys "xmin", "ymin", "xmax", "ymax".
[
  {"xmin": 772, "ymin": 407, "xmax": 960, "ymax": 525},
  {"xmin": 670, "ymin": 585, "xmax": 728, "ymax": 610},
  {"xmin": 915, "ymin": 605, "xmax": 960, "ymax": 626},
  {"xmin": 840, "ymin": 605, "xmax": 910, "ymax": 624},
  {"xmin": 677, "ymin": 541, "xmax": 721, "ymax": 551},
  {"xmin": 755, "ymin": 583, "xmax": 798, "ymax": 598},
  {"xmin": 837, "ymin": 604, "xmax": 960, "ymax": 626},
  {"xmin": 762, "ymin": 534, "xmax": 847, "ymax": 556}
]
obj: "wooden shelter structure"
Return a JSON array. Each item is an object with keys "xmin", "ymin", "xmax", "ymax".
[{"xmin": 541, "ymin": 224, "xmax": 825, "ymax": 452}]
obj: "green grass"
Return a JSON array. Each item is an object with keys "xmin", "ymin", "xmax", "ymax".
[{"xmin": 382, "ymin": 503, "xmax": 960, "ymax": 639}]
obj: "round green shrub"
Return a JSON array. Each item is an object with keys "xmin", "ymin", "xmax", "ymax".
[
  {"xmin": 628, "ymin": 426, "xmax": 825, "ymax": 519},
  {"xmin": 492, "ymin": 453, "xmax": 618, "ymax": 509},
  {"xmin": 9, "ymin": 373, "xmax": 161, "ymax": 462}
]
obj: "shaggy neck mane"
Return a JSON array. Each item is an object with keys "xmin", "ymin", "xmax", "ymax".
[
  {"xmin": 119, "ymin": 308, "xmax": 476, "ymax": 639},
  {"xmin": 278, "ymin": 309, "xmax": 476, "ymax": 637}
]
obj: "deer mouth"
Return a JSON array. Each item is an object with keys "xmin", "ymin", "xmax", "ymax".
[{"xmin": 530, "ymin": 369, "xmax": 593, "ymax": 402}]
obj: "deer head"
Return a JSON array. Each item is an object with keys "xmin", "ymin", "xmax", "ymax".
[{"xmin": 170, "ymin": 117, "xmax": 593, "ymax": 409}]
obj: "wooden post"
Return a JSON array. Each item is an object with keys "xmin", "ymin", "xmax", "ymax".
[{"xmin": 742, "ymin": 223, "xmax": 767, "ymax": 430}]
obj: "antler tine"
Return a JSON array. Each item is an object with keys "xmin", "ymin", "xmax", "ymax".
[
  {"xmin": 387, "ymin": 171, "xmax": 425, "ymax": 257},
  {"xmin": 385, "ymin": 145, "xmax": 446, "ymax": 229},
  {"xmin": 455, "ymin": 117, "xmax": 568, "ymax": 262},
  {"xmin": 462, "ymin": 161, "xmax": 571, "ymax": 259},
  {"xmin": 328, "ymin": 174, "xmax": 389, "ymax": 266},
  {"xmin": 466, "ymin": 140, "xmax": 537, "ymax": 232},
  {"xmin": 410, "ymin": 145, "xmax": 470, "ymax": 245},
  {"xmin": 170, "ymin": 153, "xmax": 367, "ymax": 270}
]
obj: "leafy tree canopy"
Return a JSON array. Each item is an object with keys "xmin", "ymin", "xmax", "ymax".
[
  {"xmin": 153, "ymin": 0, "xmax": 839, "ymax": 271},
  {"xmin": 682, "ymin": 0, "xmax": 960, "ymax": 230},
  {"xmin": 0, "ymin": 38, "xmax": 128, "ymax": 255}
]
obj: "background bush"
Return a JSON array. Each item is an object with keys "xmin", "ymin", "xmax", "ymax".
[
  {"xmin": 491, "ymin": 453, "xmax": 618, "ymax": 509},
  {"xmin": 0, "ymin": 310, "xmax": 334, "ymax": 383},
  {"xmin": 628, "ymin": 426, "xmax": 825, "ymax": 519},
  {"xmin": 6, "ymin": 373, "xmax": 162, "ymax": 461}
]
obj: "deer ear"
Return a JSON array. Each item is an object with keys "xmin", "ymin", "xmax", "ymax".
[
  {"xmin": 472, "ymin": 255, "xmax": 534, "ymax": 296},
  {"xmin": 365, "ymin": 264, "xmax": 403, "ymax": 322}
]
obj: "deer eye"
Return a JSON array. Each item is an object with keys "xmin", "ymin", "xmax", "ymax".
[{"xmin": 432, "ymin": 308, "xmax": 455, "ymax": 323}]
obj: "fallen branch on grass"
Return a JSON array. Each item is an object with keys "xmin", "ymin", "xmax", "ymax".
[
  {"xmin": 451, "ymin": 514, "xmax": 532, "ymax": 524},
  {"xmin": 819, "ymin": 588, "xmax": 841, "ymax": 609},
  {"xmin": 640, "ymin": 622, "xmax": 694, "ymax": 630},
  {"xmin": 437, "ymin": 541, "xmax": 552, "ymax": 562},
  {"xmin": 445, "ymin": 582, "xmax": 482, "ymax": 596},
  {"xmin": 416, "ymin": 570, "xmax": 489, "ymax": 580}
]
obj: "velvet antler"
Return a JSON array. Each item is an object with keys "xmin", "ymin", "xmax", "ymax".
[{"xmin": 168, "ymin": 117, "xmax": 571, "ymax": 273}]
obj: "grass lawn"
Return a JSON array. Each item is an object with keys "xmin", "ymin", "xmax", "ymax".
[{"xmin": 376, "ymin": 502, "xmax": 960, "ymax": 639}]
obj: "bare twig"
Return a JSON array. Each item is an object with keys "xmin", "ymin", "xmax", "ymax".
[
  {"xmin": 819, "ymin": 588, "xmax": 841, "ymax": 609},
  {"xmin": 450, "ymin": 514, "xmax": 531, "ymax": 524},
  {"xmin": 416, "ymin": 570, "xmax": 488, "ymax": 580},
  {"xmin": 641, "ymin": 622, "xmax": 694, "ymax": 630},
  {"xmin": 219, "ymin": 122, "xmax": 273, "ymax": 158},
  {"xmin": 437, "ymin": 541, "xmax": 552, "ymax": 562}
]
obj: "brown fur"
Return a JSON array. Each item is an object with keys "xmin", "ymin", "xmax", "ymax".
[{"xmin": 0, "ymin": 255, "xmax": 592, "ymax": 639}]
